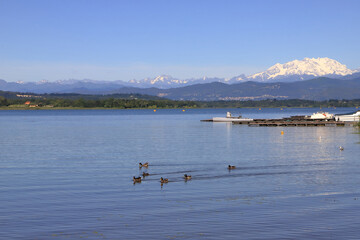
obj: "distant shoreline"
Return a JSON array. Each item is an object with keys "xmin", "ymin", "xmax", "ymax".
[
  {"xmin": 1, "ymin": 98, "xmax": 360, "ymax": 110},
  {"xmin": 0, "ymin": 106, "xmax": 358, "ymax": 111}
]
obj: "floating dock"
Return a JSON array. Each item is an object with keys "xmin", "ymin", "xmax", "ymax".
[
  {"xmin": 242, "ymin": 119, "xmax": 349, "ymax": 127},
  {"xmin": 201, "ymin": 116, "xmax": 355, "ymax": 127}
]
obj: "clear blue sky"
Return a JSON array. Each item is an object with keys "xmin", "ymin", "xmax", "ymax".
[{"xmin": 0, "ymin": 0, "xmax": 359, "ymax": 82}]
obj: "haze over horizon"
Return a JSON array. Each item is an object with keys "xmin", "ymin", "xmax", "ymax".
[{"xmin": 1, "ymin": 0, "xmax": 359, "ymax": 82}]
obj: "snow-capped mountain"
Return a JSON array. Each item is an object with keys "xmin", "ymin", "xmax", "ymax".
[
  {"xmin": 1, "ymin": 57, "xmax": 359, "ymax": 93},
  {"xmin": 128, "ymin": 75, "xmax": 226, "ymax": 88},
  {"xmin": 129, "ymin": 75, "xmax": 189, "ymax": 88},
  {"xmin": 247, "ymin": 57, "xmax": 357, "ymax": 82},
  {"xmin": 127, "ymin": 58, "xmax": 358, "ymax": 86}
]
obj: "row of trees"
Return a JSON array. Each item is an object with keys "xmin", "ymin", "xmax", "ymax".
[
  {"xmin": 0, "ymin": 97, "xmax": 199, "ymax": 109},
  {"xmin": 1, "ymin": 96, "xmax": 360, "ymax": 109},
  {"xmin": 0, "ymin": 96, "xmax": 8, "ymax": 106}
]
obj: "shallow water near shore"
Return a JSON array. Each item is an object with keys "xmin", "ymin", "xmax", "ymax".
[{"xmin": 1, "ymin": 108, "xmax": 360, "ymax": 239}]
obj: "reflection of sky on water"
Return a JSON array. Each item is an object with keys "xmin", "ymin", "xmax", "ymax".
[
  {"xmin": 1, "ymin": 108, "xmax": 360, "ymax": 239},
  {"xmin": 220, "ymin": 125, "xmax": 356, "ymax": 193}
]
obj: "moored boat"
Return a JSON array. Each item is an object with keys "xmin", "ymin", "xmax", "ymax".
[
  {"xmin": 335, "ymin": 110, "xmax": 360, "ymax": 122},
  {"xmin": 307, "ymin": 111, "xmax": 334, "ymax": 120},
  {"xmin": 212, "ymin": 112, "xmax": 253, "ymax": 122}
]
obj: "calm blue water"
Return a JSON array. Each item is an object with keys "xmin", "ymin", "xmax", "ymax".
[{"xmin": 0, "ymin": 108, "xmax": 360, "ymax": 239}]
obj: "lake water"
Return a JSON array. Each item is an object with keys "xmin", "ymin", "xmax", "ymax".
[{"xmin": 1, "ymin": 108, "xmax": 360, "ymax": 239}]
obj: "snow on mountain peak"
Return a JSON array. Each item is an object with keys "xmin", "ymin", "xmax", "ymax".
[
  {"xmin": 19, "ymin": 57, "xmax": 356, "ymax": 89},
  {"xmin": 123, "ymin": 58, "xmax": 358, "ymax": 87},
  {"xmin": 128, "ymin": 75, "xmax": 189, "ymax": 88},
  {"xmin": 36, "ymin": 79, "xmax": 50, "ymax": 85},
  {"xmin": 248, "ymin": 57, "xmax": 356, "ymax": 82},
  {"xmin": 151, "ymin": 75, "xmax": 174, "ymax": 84}
]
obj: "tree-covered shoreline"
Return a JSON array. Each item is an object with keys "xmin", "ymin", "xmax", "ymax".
[{"xmin": 1, "ymin": 95, "xmax": 360, "ymax": 109}]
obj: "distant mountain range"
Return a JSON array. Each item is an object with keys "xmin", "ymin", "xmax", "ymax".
[
  {"xmin": 1, "ymin": 57, "xmax": 358, "ymax": 91},
  {"xmin": 2, "ymin": 77, "xmax": 360, "ymax": 101},
  {"xmin": 128, "ymin": 75, "xmax": 228, "ymax": 89},
  {"xmin": 107, "ymin": 57, "xmax": 360, "ymax": 87},
  {"xmin": 1, "ymin": 57, "xmax": 360, "ymax": 101},
  {"xmin": 0, "ymin": 79, "xmax": 129, "ymax": 94},
  {"xmin": 100, "ymin": 77, "xmax": 360, "ymax": 101}
]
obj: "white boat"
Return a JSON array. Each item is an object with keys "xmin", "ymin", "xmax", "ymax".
[
  {"xmin": 308, "ymin": 111, "xmax": 334, "ymax": 120},
  {"xmin": 212, "ymin": 112, "xmax": 253, "ymax": 122},
  {"xmin": 335, "ymin": 110, "xmax": 360, "ymax": 122}
]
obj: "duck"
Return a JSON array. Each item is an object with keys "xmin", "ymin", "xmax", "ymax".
[
  {"xmin": 228, "ymin": 165, "xmax": 236, "ymax": 170},
  {"xmin": 160, "ymin": 177, "xmax": 169, "ymax": 183},
  {"xmin": 142, "ymin": 172, "xmax": 150, "ymax": 177},
  {"xmin": 133, "ymin": 176, "xmax": 142, "ymax": 183},
  {"xmin": 183, "ymin": 174, "xmax": 192, "ymax": 180},
  {"xmin": 339, "ymin": 146, "xmax": 344, "ymax": 151},
  {"xmin": 139, "ymin": 162, "xmax": 149, "ymax": 168}
]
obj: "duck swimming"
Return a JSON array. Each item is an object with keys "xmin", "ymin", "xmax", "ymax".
[
  {"xmin": 139, "ymin": 162, "xmax": 149, "ymax": 168},
  {"xmin": 133, "ymin": 176, "xmax": 142, "ymax": 183},
  {"xmin": 142, "ymin": 172, "xmax": 150, "ymax": 177},
  {"xmin": 160, "ymin": 177, "xmax": 169, "ymax": 183},
  {"xmin": 184, "ymin": 174, "xmax": 192, "ymax": 180},
  {"xmin": 228, "ymin": 165, "xmax": 236, "ymax": 170}
]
